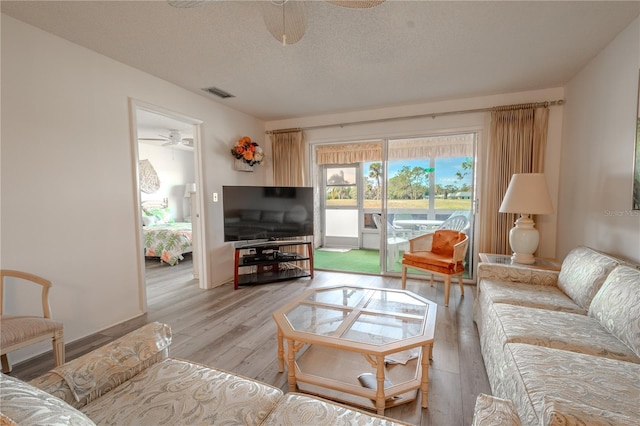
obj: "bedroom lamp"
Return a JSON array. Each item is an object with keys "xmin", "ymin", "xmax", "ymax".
[
  {"xmin": 184, "ymin": 183, "xmax": 196, "ymax": 198},
  {"xmin": 499, "ymin": 173, "xmax": 554, "ymax": 264}
]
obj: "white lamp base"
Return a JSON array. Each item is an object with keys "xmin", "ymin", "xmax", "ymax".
[{"xmin": 509, "ymin": 214, "xmax": 539, "ymax": 265}]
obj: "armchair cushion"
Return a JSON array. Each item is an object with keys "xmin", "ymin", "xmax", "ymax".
[
  {"xmin": 431, "ymin": 230, "xmax": 466, "ymax": 256},
  {"xmin": 0, "ymin": 316, "xmax": 63, "ymax": 348},
  {"xmin": 402, "ymin": 252, "xmax": 465, "ymax": 274}
]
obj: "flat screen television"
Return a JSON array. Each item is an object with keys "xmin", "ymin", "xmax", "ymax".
[{"xmin": 222, "ymin": 186, "xmax": 314, "ymax": 242}]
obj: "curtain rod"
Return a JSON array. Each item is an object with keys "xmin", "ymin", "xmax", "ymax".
[{"xmin": 265, "ymin": 99, "xmax": 564, "ymax": 135}]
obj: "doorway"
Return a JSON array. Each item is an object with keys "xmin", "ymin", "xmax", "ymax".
[{"xmin": 130, "ymin": 100, "xmax": 207, "ymax": 311}]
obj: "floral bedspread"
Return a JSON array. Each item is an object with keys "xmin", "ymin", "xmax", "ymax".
[{"xmin": 143, "ymin": 223, "xmax": 192, "ymax": 266}]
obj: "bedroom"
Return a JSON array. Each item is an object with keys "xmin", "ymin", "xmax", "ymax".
[{"xmin": 136, "ymin": 108, "xmax": 198, "ymax": 281}]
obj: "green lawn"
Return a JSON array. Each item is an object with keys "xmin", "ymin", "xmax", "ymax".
[
  {"xmin": 314, "ymin": 249, "xmax": 381, "ymax": 274},
  {"xmin": 314, "ymin": 249, "xmax": 407, "ymax": 275}
]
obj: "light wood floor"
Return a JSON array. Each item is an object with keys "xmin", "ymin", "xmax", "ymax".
[{"xmin": 10, "ymin": 255, "xmax": 490, "ymax": 425}]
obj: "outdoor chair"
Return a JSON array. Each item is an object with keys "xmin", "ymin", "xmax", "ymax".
[
  {"xmin": 0, "ymin": 269, "xmax": 65, "ymax": 373},
  {"xmin": 437, "ymin": 214, "xmax": 469, "ymax": 232},
  {"xmin": 372, "ymin": 214, "xmax": 409, "ymax": 270},
  {"xmin": 401, "ymin": 230, "xmax": 469, "ymax": 307}
]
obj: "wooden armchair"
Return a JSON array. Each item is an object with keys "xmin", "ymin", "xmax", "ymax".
[
  {"xmin": 0, "ymin": 269, "xmax": 64, "ymax": 373},
  {"xmin": 401, "ymin": 230, "xmax": 469, "ymax": 307}
]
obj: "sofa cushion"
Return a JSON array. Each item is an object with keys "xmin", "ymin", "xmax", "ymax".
[
  {"xmin": 556, "ymin": 246, "xmax": 620, "ymax": 311},
  {"xmin": 0, "ymin": 373, "xmax": 96, "ymax": 426},
  {"xmin": 503, "ymin": 344, "xmax": 640, "ymax": 426},
  {"xmin": 542, "ymin": 395, "xmax": 639, "ymax": 426},
  {"xmin": 478, "ymin": 279, "xmax": 585, "ymax": 314},
  {"xmin": 589, "ymin": 265, "xmax": 640, "ymax": 358},
  {"xmin": 260, "ymin": 392, "xmax": 412, "ymax": 426},
  {"xmin": 80, "ymin": 358, "xmax": 283, "ymax": 426},
  {"xmin": 471, "ymin": 393, "xmax": 521, "ymax": 426},
  {"xmin": 491, "ymin": 304, "xmax": 640, "ymax": 363},
  {"xmin": 30, "ymin": 322, "xmax": 171, "ymax": 408}
]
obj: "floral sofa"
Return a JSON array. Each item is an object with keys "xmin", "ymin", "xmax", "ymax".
[
  {"xmin": 472, "ymin": 246, "xmax": 640, "ymax": 425},
  {"xmin": 0, "ymin": 322, "xmax": 410, "ymax": 425}
]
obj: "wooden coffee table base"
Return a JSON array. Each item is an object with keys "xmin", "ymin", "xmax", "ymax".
[
  {"xmin": 278, "ymin": 338, "xmax": 431, "ymax": 415},
  {"xmin": 272, "ymin": 285, "xmax": 437, "ymax": 416}
]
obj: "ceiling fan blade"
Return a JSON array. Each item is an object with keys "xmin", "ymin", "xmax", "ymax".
[
  {"xmin": 139, "ymin": 137, "xmax": 167, "ymax": 141},
  {"xmin": 327, "ymin": 0, "xmax": 385, "ymax": 8},
  {"xmin": 262, "ymin": 1, "xmax": 307, "ymax": 46}
]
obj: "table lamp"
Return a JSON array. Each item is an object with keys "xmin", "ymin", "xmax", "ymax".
[{"xmin": 499, "ymin": 173, "xmax": 554, "ymax": 264}]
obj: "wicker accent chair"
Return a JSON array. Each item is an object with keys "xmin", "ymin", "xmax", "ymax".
[
  {"xmin": 0, "ymin": 270, "xmax": 64, "ymax": 373},
  {"xmin": 401, "ymin": 230, "xmax": 469, "ymax": 307}
]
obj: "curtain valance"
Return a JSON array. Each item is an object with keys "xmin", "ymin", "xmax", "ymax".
[
  {"xmin": 315, "ymin": 134, "xmax": 474, "ymax": 165},
  {"xmin": 388, "ymin": 135, "xmax": 474, "ymax": 160},
  {"xmin": 315, "ymin": 141, "xmax": 382, "ymax": 165}
]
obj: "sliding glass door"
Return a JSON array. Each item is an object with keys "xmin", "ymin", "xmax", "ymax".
[{"xmin": 315, "ymin": 133, "xmax": 476, "ymax": 278}]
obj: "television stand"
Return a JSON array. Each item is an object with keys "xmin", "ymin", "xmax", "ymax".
[{"xmin": 233, "ymin": 240, "xmax": 314, "ymax": 290}]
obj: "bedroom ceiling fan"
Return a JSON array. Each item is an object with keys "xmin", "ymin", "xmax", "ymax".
[
  {"xmin": 139, "ymin": 130, "xmax": 194, "ymax": 148},
  {"xmin": 167, "ymin": 0, "xmax": 385, "ymax": 46}
]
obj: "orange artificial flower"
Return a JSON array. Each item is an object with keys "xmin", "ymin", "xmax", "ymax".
[{"xmin": 231, "ymin": 136, "xmax": 264, "ymax": 166}]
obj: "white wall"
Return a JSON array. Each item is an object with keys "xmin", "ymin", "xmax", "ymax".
[
  {"xmin": 138, "ymin": 144, "xmax": 194, "ymax": 221},
  {"xmin": 1, "ymin": 15, "xmax": 268, "ymax": 363},
  {"xmin": 266, "ymin": 87, "xmax": 565, "ymax": 261},
  {"xmin": 558, "ymin": 17, "xmax": 640, "ymax": 263}
]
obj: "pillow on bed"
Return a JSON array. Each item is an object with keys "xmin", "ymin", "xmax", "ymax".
[
  {"xmin": 145, "ymin": 207, "xmax": 174, "ymax": 224},
  {"xmin": 141, "ymin": 210, "xmax": 158, "ymax": 226}
]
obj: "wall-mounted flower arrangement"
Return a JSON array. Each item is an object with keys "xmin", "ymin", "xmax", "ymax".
[{"xmin": 231, "ymin": 136, "xmax": 264, "ymax": 168}]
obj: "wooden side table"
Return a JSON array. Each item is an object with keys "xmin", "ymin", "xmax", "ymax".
[{"xmin": 479, "ymin": 253, "xmax": 561, "ymax": 271}]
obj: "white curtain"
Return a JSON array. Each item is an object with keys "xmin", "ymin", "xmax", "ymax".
[
  {"xmin": 479, "ymin": 104, "xmax": 550, "ymax": 255},
  {"xmin": 270, "ymin": 131, "xmax": 306, "ymax": 186}
]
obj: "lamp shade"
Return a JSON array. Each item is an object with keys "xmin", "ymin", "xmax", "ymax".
[
  {"xmin": 184, "ymin": 183, "xmax": 196, "ymax": 198},
  {"xmin": 499, "ymin": 173, "xmax": 553, "ymax": 215}
]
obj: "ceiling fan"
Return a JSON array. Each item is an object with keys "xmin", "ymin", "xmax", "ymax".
[
  {"xmin": 139, "ymin": 130, "xmax": 193, "ymax": 148},
  {"xmin": 167, "ymin": 0, "xmax": 385, "ymax": 46}
]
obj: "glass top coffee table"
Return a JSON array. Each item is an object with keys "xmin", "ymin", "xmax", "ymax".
[{"xmin": 272, "ymin": 285, "xmax": 437, "ymax": 415}]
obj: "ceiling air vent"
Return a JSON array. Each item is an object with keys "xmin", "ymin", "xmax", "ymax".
[{"xmin": 202, "ymin": 86, "xmax": 235, "ymax": 99}]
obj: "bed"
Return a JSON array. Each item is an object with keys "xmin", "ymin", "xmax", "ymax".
[{"xmin": 142, "ymin": 201, "xmax": 193, "ymax": 266}]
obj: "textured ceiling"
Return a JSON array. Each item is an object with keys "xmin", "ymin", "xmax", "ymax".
[{"xmin": 2, "ymin": 1, "xmax": 639, "ymax": 122}]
